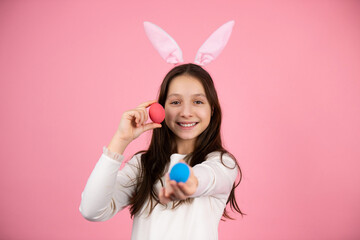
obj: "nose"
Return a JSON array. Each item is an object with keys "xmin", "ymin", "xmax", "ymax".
[{"xmin": 180, "ymin": 102, "xmax": 193, "ymax": 118}]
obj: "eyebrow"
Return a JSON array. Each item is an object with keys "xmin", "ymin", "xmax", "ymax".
[{"xmin": 167, "ymin": 93, "xmax": 207, "ymax": 98}]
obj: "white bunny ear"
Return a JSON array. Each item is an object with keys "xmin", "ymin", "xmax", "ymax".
[
  {"xmin": 194, "ymin": 20, "xmax": 235, "ymax": 66},
  {"xmin": 143, "ymin": 21, "xmax": 184, "ymax": 65}
]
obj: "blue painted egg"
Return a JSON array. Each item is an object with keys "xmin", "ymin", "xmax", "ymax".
[{"xmin": 169, "ymin": 162, "xmax": 190, "ymax": 183}]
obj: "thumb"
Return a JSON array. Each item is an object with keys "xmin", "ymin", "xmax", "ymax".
[{"xmin": 143, "ymin": 123, "xmax": 162, "ymax": 132}]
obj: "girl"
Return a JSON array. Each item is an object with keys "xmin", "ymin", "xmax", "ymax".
[{"xmin": 79, "ymin": 63, "xmax": 245, "ymax": 240}]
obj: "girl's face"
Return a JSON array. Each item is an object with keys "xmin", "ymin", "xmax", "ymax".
[{"xmin": 165, "ymin": 74, "xmax": 212, "ymax": 151}]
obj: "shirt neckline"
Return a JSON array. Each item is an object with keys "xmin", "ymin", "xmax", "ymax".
[
  {"xmin": 169, "ymin": 154, "xmax": 187, "ymax": 167},
  {"xmin": 170, "ymin": 153, "xmax": 187, "ymax": 158}
]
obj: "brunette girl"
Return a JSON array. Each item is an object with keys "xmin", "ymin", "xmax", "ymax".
[{"xmin": 80, "ymin": 63, "xmax": 244, "ymax": 240}]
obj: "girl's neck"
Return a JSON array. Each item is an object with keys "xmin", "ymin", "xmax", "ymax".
[{"xmin": 175, "ymin": 138, "xmax": 195, "ymax": 154}]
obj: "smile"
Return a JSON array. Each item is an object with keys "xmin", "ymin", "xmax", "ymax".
[{"xmin": 177, "ymin": 122, "xmax": 198, "ymax": 127}]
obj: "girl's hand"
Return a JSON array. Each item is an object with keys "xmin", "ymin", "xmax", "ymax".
[
  {"xmin": 108, "ymin": 100, "xmax": 161, "ymax": 154},
  {"xmin": 159, "ymin": 161, "xmax": 198, "ymax": 204},
  {"xmin": 116, "ymin": 100, "xmax": 162, "ymax": 144}
]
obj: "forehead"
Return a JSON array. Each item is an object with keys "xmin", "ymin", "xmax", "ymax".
[{"xmin": 167, "ymin": 75, "xmax": 205, "ymax": 96}]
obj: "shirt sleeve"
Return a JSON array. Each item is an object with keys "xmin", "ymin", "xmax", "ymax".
[
  {"xmin": 191, "ymin": 152, "xmax": 239, "ymax": 200},
  {"xmin": 79, "ymin": 147, "xmax": 141, "ymax": 222}
]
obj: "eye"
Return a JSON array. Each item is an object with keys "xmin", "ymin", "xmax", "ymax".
[
  {"xmin": 194, "ymin": 100, "xmax": 203, "ymax": 104},
  {"xmin": 170, "ymin": 100, "xmax": 180, "ymax": 105}
]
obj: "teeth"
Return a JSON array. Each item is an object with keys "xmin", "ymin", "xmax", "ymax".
[{"xmin": 179, "ymin": 123, "xmax": 196, "ymax": 127}]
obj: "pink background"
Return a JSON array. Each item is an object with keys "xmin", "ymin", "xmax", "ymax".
[{"xmin": 1, "ymin": 0, "xmax": 360, "ymax": 239}]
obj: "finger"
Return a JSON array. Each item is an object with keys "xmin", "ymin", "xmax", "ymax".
[
  {"xmin": 136, "ymin": 108, "xmax": 145, "ymax": 126},
  {"xmin": 127, "ymin": 110, "xmax": 141, "ymax": 126},
  {"xmin": 177, "ymin": 182, "xmax": 191, "ymax": 196},
  {"xmin": 140, "ymin": 107, "xmax": 149, "ymax": 125},
  {"xmin": 134, "ymin": 107, "xmax": 149, "ymax": 126},
  {"xmin": 164, "ymin": 187, "xmax": 173, "ymax": 198},
  {"xmin": 170, "ymin": 181, "xmax": 187, "ymax": 200},
  {"xmin": 179, "ymin": 167, "xmax": 197, "ymax": 196},
  {"xmin": 144, "ymin": 107, "xmax": 150, "ymax": 122},
  {"xmin": 143, "ymin": 123, "xmax": 162, "ymax": 132},
  {"xmin": 159, "ymin": 188, "xmax": 170, "ymax": 204},
  {"xmin": 137, "ymin": 100, "xmax": 158, "ymax": 109},
  {"xmin": 163, "ymin": 189, "xmax": 172, "ymax": 204},
  {"xmin": 135, "ymin": 111, "xmax": 144, "ymax": 127}
]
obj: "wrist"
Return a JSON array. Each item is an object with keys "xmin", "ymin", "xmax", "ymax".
[
  {"xmin": 114, "ymin": 130, "xmax": 132, "ymax": 143},
  {"xmin": 107, "ymin": 132, "xmax": 131, "ymax": 155}
]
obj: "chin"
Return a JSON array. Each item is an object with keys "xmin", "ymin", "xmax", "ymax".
[{"xmin": 176, "ymin": 134, "xmax": 198, "ymax": 141}]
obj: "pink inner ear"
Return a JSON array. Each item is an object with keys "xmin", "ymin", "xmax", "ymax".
[
  {"xmin": 194, "ymin": 20, "xmax": 235, "ymax": 66},
  {"xmin": 143, "ymin": 21, "xmax": 184, "ymax": 64}
]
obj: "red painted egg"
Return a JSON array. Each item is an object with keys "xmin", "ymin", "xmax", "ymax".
[{"xmin": 149, "ymin": 103, "xmax": 165, "ymax": 123}]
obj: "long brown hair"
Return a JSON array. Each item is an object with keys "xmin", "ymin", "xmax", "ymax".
[{"xmin": 129, "ymin": 63, "xmax": 245, "ymax": 219}]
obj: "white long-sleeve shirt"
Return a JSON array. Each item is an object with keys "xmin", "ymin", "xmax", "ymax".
[{"xmin": 79, "ymin": 147, "xmax": 238, "ymax": 240}]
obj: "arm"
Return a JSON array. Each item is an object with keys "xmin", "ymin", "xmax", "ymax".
[
  {"xmin": 79, "ymin": 100, "xmax": 162, "ymax": 221},
  {"xmin": 159, "ymin": 152, "xmax": 238, "ymax": 203},
  {"xmin": 79, "ymin": 148, "xmax": 141, "ymax": 222},
  {"xmin": 191, "ymin": 152, "xmax": 238, "ymax": 199}
]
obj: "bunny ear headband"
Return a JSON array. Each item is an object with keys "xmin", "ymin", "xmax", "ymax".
[{"xmin": 143, "ymin": 20, "xmax": 235, "ymax": 66}]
